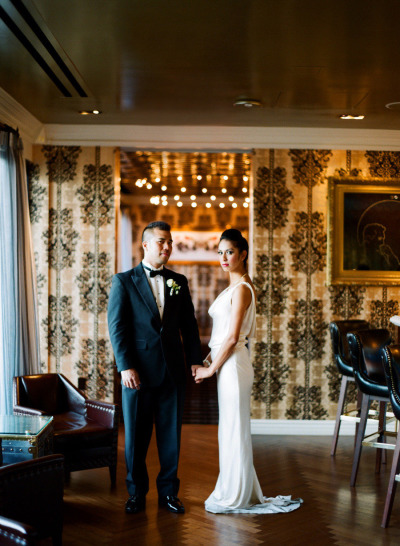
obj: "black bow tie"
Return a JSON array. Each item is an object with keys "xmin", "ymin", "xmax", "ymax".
[{"xmin": 144, "ymin": 265, "xmax": 166, "ymax": 278}]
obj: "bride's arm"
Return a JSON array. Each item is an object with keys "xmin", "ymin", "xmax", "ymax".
[{"xmin": 195, "ymin": 285, "xmax": 252, "ymax": 382}]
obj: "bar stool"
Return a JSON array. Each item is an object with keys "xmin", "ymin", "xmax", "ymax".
[
  {"xmin": 347, "ymin": 328, "xmax": 392, "ymax": 487},
  {"xmin": 329, "ymin": 320, "xmax": 370, "ymax": 456},
  {"xmin": 381, "ymin": 344, "xmax": 400, "ymax": 528}
]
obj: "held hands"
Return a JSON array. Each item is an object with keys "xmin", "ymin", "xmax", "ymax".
[
  {"xmin": 194, "ymin": 364, "xmax": 213, "ymax": 383},
  {"xmin": 191, "ymin": 365, "xmax": 204, "ymax": 384},
  {"xmin": 121, "ymin": 368, "xmax": 141, "ymax": 389}
]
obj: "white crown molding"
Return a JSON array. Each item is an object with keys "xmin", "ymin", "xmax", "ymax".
[
  {"xmin": 2, "ymin": 87, "xmax": 400, "ymax": 152},
  {"xmin": 250, "ymin": 419, "xmax": 395, "ymax": 436},
  {"xmin": 44, "ymin": 123, "xmax": 400, "ymax": 151},
  {"xmin": 0, "ymin": 87, "xmax": 44, "ymax": 159}
]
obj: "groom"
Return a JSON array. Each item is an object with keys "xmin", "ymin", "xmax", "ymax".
[{"xmin": 108, "ymin": 221, "xmax": 203, "ymax": 515}]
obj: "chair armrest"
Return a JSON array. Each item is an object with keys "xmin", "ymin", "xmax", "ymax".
[
  {"xmin": 13, "ymin": 405, "xmax": 46, "ymax": 416},
  {"xmin": 85, "ymin": 400, "xmax": 119, "ymax": 428},
  {"xmin": 0, "ymin": 515, "xmax": 38, "ymax": 545}
]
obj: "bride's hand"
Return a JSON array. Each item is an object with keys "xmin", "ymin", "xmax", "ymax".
[{"xmin": 195, "ymin": 366, "xmax": 212, "ymax": 383}]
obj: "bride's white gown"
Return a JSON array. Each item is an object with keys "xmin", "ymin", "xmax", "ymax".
[{"xmin": 205, "ymin": 281, "xmax": 302, "ymax": 514}]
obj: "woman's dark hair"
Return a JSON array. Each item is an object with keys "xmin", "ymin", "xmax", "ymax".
[{"xmin": 219, "ymin": 229, "xmax": 249, "ymax": 268}]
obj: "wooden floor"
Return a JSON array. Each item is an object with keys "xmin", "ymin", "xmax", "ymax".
[{"xmin": 60, "ymin": 426, "xmax": 400, "ymax": 545}]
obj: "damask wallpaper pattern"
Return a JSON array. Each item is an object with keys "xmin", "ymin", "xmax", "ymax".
[
  {"xmin": 251, "ymin": 149, "xmax": 400, "ymax": 420},
  {"xmin": 27, "ymin": 145, "xmax": 400, "ymax": 418},
  {"xmin": 28, "ymin": 146, "xmax": 115, "ymax": 401}
]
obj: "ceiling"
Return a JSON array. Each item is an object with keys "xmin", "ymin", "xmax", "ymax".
[
  {"xmin": 119, "ymin": 149, "xmax": 252, "ymax": 205},
  {"xmin": 2, "ymin": 0, "xmax": 400, "ymax": 130}
]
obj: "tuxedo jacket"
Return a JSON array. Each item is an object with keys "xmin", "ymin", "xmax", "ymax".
[{"xmin": 107, "ymin": 263, "xmax": 202, "ymax": 388}]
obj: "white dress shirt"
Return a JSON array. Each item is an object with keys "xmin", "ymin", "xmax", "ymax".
[{"xmin": 142, "ymin": 260, "xmax": 165, "ymax": 319}]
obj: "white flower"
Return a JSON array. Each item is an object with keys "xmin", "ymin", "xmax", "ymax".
[{"xmin": 166, "ymin": 278, "xmax": 181, "ymax": 296}]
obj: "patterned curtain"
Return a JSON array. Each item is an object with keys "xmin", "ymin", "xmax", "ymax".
[{"xmin": 0, "ymin": 126, "xmax": 40, "ymax": 414}]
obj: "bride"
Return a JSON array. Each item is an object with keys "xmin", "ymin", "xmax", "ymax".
[{"xmin": 195, "ymin": 229, "xmax": 302, "ymax": 514}]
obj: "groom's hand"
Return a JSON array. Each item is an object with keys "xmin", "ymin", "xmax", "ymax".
[
  {"xmin": 191, "ymin": 365, "xmax": 203, "ymax": 383},
  {"xmin": 121, "ymin": 368, "xmax": 141, "ymax": 389}
]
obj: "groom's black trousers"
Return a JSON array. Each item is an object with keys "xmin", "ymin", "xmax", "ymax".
[{"xmin": 122, "ymin": 370, "xmax": 186, "ymax": 498}]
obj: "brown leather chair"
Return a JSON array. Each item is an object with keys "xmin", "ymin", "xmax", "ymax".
[
  {"xmin": 329, "ymin": 320, "xmax": 370, "ymax": 455},
  {"xmin": 13, "ymin": 373, "xmax": 119, "ymax": 485},
  {"xmin": 0, "ymin": 454, "xmax": 64, "ymax": 545}
]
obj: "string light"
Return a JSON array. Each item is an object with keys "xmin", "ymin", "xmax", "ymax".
[
  {"xmin": 197, "ymin": 175, "xmax": 202, "ymax": 180},
  {"xmin": 243, "ymin": 202, "xmax": 249, "ymax": 208},
  {"xmin": 190, "ymin": 195, "xmax": 196, "ymax": 200},
  {"xmin": 206, "ymin": 203, "xmax": 211, "ymax": 208},
  {"xmin": 177, "ymin": 201, "xmax": 183, "ymax": 207},
  {"xmin": 174, "ymin": 195, "xmax": 180, "ymax": 201},
  {"xmin": 177, "ymin": 176, "xmax": 183, "ymax": 181},
  {"xmin": 191, "ymin": 202, "xmax": 197, "ymax": 208},
  {"xmin": 228, "ymin": 196, "xmax": 234, "ymax": 201},
  {"xmin": 146, "ymin": 183, "xmax": 152, "ymax": 189},
  {"xmin": 202, "ymin": 188, "xmax": 207, "ymax": 193},
  {"xmin": 243, "ymin": 176, "xmax": 248, "ymax": 182},
  {"xmin": 155, "ymin": 177, "xmax": 161, "ymax": 182},
  {"xmin": 210, "ymin": 195, "xmax": 216, "ymax": 201},
  {"xmin": 161, "ymin": 185, "xmax": 167, "ymax": 191},
  {"xmin": 221, "ymin": 188, "xmax": 227, "ymax": 193},
  {"xmin": 219, "ymin": 203, "xmax": 225, "ymax": 208},
  {"xmin": 181, "ymin": 187, "xmax": 187, "ymax": 192},
  {"xmin": 242, "ymin": 187, "xmax": 248, "ymax": 193},
  {"xmin": 232, "ymin": 202, "xmax": 238, "ymax": 208}
]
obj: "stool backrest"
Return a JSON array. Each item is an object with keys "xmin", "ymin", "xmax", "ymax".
[
  {"xmin": 347, "ymin": 328, "xmax": 391, "ymax": 396},
  {"xmin": 329, "ymin": 320, "xmax": 370, "ymax": 376},
  {"xmin": 381, "ymin": 345, "xmax": 400, "ymax": 420}
]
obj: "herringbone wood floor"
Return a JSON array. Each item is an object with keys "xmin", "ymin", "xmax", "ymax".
[{"xmin": 59, "ymin": 426, "xmax": 400, "ymax": 545}]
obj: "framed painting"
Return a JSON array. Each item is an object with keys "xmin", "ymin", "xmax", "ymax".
[
  {"xmin": 327, "ymin": 177, "xmax": 400, "ymax": 285},
  {"xmin": 169, "ymin": 231, "xmax": 220, "ymax": 263}
]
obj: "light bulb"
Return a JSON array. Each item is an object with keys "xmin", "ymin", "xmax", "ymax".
[
  {"xmin": 206, "ymin": 203, "xmax": 211, "ymax": 208},
  {"xmin": 177, "ymin": 201, "xmax": 183, "ymax": 207}
]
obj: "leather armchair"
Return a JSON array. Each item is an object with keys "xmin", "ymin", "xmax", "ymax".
[
  {"xmin": 13, "ymin": 373, "xmax": 119, "ymax": 485},
  {"xmin": 0, "ymin": 454, "xmax": 64, "ymax": 545}
]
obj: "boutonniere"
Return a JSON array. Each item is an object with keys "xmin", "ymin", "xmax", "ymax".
[{"xmin": 166, "ymin": 278, "xmax": 181, "ymax": 296}]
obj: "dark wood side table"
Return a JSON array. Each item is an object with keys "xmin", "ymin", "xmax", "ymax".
[{"xmin": 0, "ymin": 415, "xmax": 53, "ymax": 465}]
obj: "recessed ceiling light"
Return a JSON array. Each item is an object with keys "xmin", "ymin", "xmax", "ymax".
[
  {"xmin": 340, "ymin": 114, "xmax": 365, "ymax": 120},
  {"xmin": 79, "ymin": 109, "xmax": 102, "ymax": 115},
  {"xmin": 233, "ymin": 98, "xmax": 262, "ymax": 108}
]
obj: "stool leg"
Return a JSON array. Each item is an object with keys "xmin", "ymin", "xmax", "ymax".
[
  {"xmin": 351, "ymin": 394, "xmax": 370, "ymax": 487},
  {"xmin": 382, "ymin": 430, "xmax": 400, "ymax": 527},
  {"xmin": 331, "ymin": 375, "xmax": 349, "ymax": 456},
  {"xmin": 376, "ymin": 401, "xmax": 387, "ymax": 472}
]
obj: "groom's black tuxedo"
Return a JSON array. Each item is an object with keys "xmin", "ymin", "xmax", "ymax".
[{"xmin": 108, "ymin": 263, "xmax": 202, "ymax": 498}]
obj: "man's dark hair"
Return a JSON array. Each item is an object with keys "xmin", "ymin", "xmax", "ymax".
[{"xmin": 142, "ymin": 221, "xmax": 171, "ymax": 241}]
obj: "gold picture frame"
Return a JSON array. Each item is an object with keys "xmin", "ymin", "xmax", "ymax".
[{"xmin": 327, "ymin": 177, "xmax": 400, "ymax": 285}]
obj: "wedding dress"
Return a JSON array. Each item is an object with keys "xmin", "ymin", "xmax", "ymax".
[{"xmin": 205, "ymin": 281, "xmax": 302, "ymax": 514}]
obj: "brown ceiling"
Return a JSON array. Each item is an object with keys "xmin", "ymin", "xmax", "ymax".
[{"xmin": 2, "ymin": 0, "xmax": 400, "ymax": 129}]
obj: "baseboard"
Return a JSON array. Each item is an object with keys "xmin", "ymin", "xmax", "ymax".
[{"xmin": 250, "ymin": 419, "xmax": 396, "ymax": 436}]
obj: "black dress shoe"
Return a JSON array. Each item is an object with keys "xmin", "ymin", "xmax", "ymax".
[
  {"xmin": 125, "ymin": 495, "xmax": 146, "ymax": 514},
  {"xmin": 159, "ymin": 495, "xmax": 185, "ymax": 514}
]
